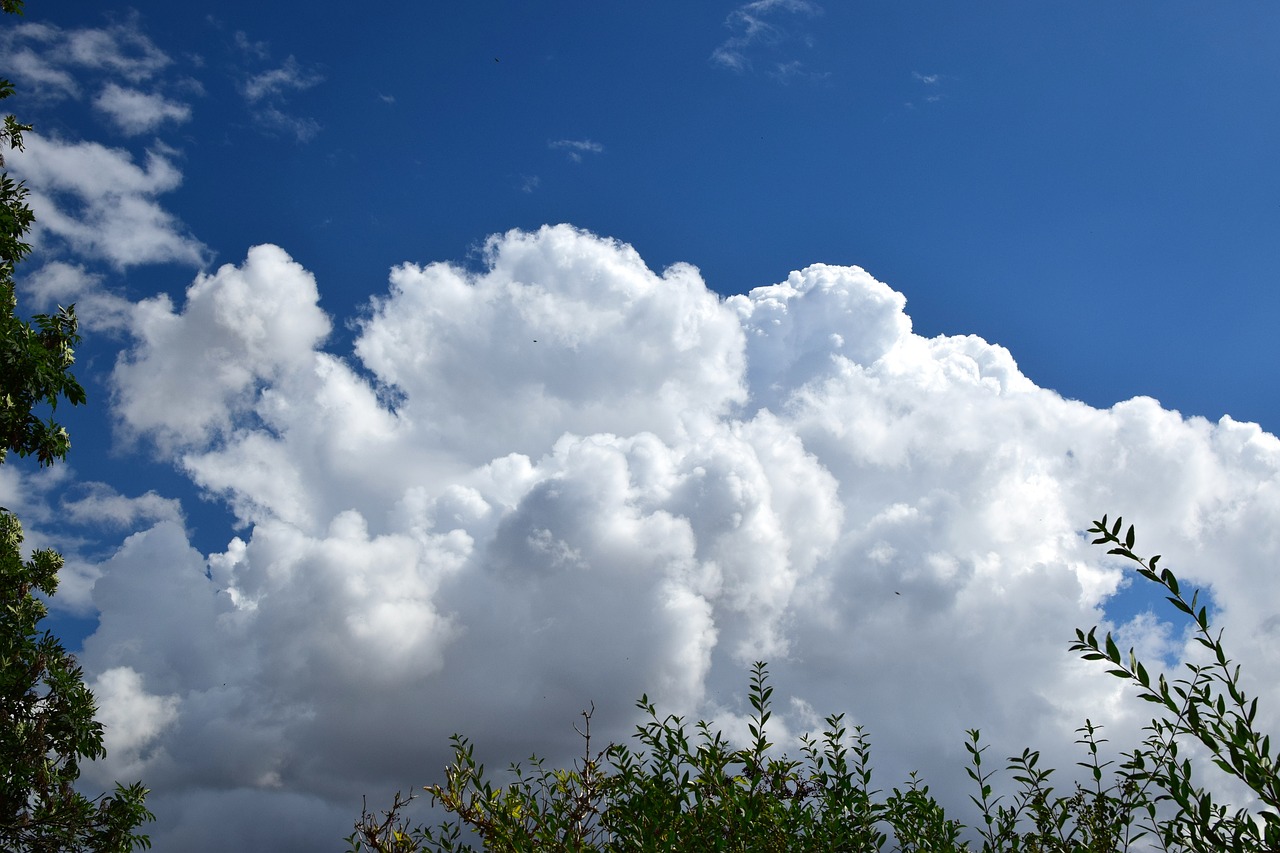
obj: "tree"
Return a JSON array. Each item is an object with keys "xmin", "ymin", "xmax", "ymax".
[
  {"xmin": 348, "ymin": 521, "xmax": 1279, "ymax": 851},
  {"xmin": 0, "ymin": 2, "xmax": 154, "ymax": 848},
  {"xmin": 0, "ymin": 515, "xmax": 153, "ymax": 851},
  {"xmin": 1, "ymin": 12, "xmax": 84, "ymax": 469}
]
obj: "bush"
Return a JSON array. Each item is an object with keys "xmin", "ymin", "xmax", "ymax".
[{"xmin": 347, "ymin": 518, "xmax": 1279, "ymax": 852}]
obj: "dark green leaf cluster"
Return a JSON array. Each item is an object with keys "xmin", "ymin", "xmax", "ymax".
[{"xmin": 349, "ymin": 519, "xmax": 1279, "ymax": 852}]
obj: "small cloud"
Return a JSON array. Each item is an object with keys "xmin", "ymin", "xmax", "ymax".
[
  {"xmin": 232, "ymin": 30, "xmax": 270, "ymax": 61},
  {"xmin": 377, "ymin": 92, "xmax": 395, "ymax": 105},
  {"xmin": 20, "ymin": 260, "xmax": 133, "ymax": 332},
  {"xmin": 548, "ymin": 139, "xmax": 603, "ymax": 163},
  {"xmin": 520, "ymin": 175, "xmax": 541, "ymax": 193},
  {"xmin": 0, "ymin": 17, "xmax": 173, "ymax": 99},
  {"xmin": 232, "ymin": 39, "xmax": 324, "ymax": 142},
  {"xmin": 94, "ymin": 83, "xmax": 192, "ymax": 135},
  {"xmin": 242, "ymin": 55, "xmax": 323, "ymax": 103},
  {"xmin": 7, "ymin": 135, "xmax": 208, "ymax": 269},
  {"xmin": 711, "ymin": 0, "xmax": 823, "ymax": 74},
  {"xmin": 255, "ymin": 106, "xmax": 322, "ymax": 143},
  {"xmin": 63, "ymin": 17, "xmax": 172, "ymax": 82},
  {"xmin": 769, "ymin": 59, "xmax": 829, "ymax": 84},
  {"xmin": 62, "ymin": 483, "xmax": 185, "ymax": 530},
  {"xmin": 910, "ymin": 71, "xmax": 945, "ymax": 104}
]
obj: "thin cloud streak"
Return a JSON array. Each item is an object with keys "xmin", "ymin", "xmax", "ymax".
[{"xmin": 549, "ymin": 138, "xmax": 604, "ymax": 162}]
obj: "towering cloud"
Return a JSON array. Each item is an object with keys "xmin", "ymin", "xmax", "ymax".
[{"xmin": 63, "ymin": 225, "xmax": 1280, "ymax": 850}]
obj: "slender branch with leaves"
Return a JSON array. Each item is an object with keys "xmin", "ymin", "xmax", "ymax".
[{"xmin": 1071, "ymin": 515, "xmax": 1279, "ymax": 851}]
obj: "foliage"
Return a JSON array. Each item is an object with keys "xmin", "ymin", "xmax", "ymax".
[
  {"xmin": 349, "ymin": 519, "xmax": 1279, "ymax": 852},
  {"xmin": 0, "ymin": 4, "xmax": 154, "ymax": 848},
  {"xmin": 1070, "ymin": 516, "xmax": 1280, "ymax": 851},
  {"xmin": 1, "ymin": 57, "xmax": 86, "ymax": 469},
  {"xmin": 0, "ymin": 513, "xmax": 154, "ymax": 851}
]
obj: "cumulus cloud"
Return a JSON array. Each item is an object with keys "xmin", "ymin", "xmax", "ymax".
[
  {"xmin": 89, "ymin": 667, "xmax": 181, "ymax": 780},
  {"xmin": 93, "ymin": 83, "xmax": 192, "ymax": 135},
  {"xmin": 67, "ymin": 226, "xmax": 1280, "ymax": 850},
  {"xmin": 0, "ymin": 17, "xmax": 171, "ymax": 99},
  {"xmin": 19, "ymin": 260, "xmax": 134, "ymax": 332},
  {"xmin": 112, "ymin": 244, "xmax": 331, "ymax": 452},
  {"xmin": 6, "ymin": 135, "xmax": 207, "ymax": 268}
]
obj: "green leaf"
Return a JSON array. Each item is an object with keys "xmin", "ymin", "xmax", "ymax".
[
  {"xmin": 1135, "ymin": 660, "xmax": 1150, "ymax": 687},
  {"xmin": 1105, "ymin": 633, "xmax": 1121, "ymax": 664}
]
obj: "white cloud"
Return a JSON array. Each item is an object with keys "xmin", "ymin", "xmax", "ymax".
[
  {"xmin": 62, "ymin": 18, "xmax": 172, "ymax": 82},
  {"xmin": 20, "ymin": 259, "xmax": 102, "ymax": 308},
  {"xmin": 548, "ymin": 138, "xmax": 604, "ymax": 162},
  {"xmin": 236, "ymin": 51, "xmax": 323, "ymax": 142},
  {"xmin": 909, "ymin": 70, "xmax": 945, "ymax": 105},
  {"xmin": 251, "ymin": 106, "xmax": 321, "ymax": 143},
  {"xmin": 94, "ymin": 83, "xmax": 192, "ymax": 135},
  {"xmin": 241, "ymin": 56, "xmax": 322, "ymax": 103},
  {"xmin": 112, "ymin": 244, "xmax": 331, "ymax": 453},
  {"xmin": 61, "ymin": 483, "xmax": 184, "ymax": 530},
  {"xmin": 89, "ymin": 667, "xmax": 181, "ymax": 779},
  {"xmin": 6, "ymin": 134, "xmax": 207, "ymax": 268},
  {"xmin": 1, "ymin": 24, "xmax": 81, "ymax": 98},
  {"xmin": 0, "ymin": 18, "xmax": 172, "ymax": 98},
  {"xmin": 66, "ymin": 226, "xmax": 1280, "ymax": 850},
  {"xmin": 711, "ymin": 0, "xmax": 823, "ymax": 74},
  {"xmin": 20, "ymin": 261, "xmax": 134, "ymax": 332}
]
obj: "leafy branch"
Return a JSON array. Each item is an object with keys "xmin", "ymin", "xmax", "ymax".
[{"xmin": 1071, "ymin": 515, "xmax": 1279, "ymax": 850}]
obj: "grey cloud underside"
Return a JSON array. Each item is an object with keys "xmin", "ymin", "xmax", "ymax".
[{"xmin": 64, "ymin": 225, "xmax": 1280, "ymax": 851}]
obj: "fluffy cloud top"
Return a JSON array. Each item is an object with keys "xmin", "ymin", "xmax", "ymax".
[{"xmin": 65, "ymin": 226, "xmax": 1280, "ymax": 851}]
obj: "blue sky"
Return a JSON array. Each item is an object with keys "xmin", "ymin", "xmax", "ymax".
[
  {"xmin": 4, "ymin": 2, "xmax": 1280, "ymax": 849},
  {"xmin": 23, "ymin": 1, "xmax": 1280, "ymax": 430}
]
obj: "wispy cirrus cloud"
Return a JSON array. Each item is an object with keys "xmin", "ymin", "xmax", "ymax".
[
  {"xmin": 711, "ymin": 0, "xmax": 823, "ymax": 77},
  {"xmin": 904, "ymin": 70, "xmax": 947, "ymax": 109},
  {"xmin": 548, "ymin": 138, "xmax": 603, "ymax": 162},
  {"xmin": 233, "ymin": 34, "xmax": 324, "ymax": 142},
  {"xmin": 241, "ymin": 54, "xmax": 323, "ymax": 103}
]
